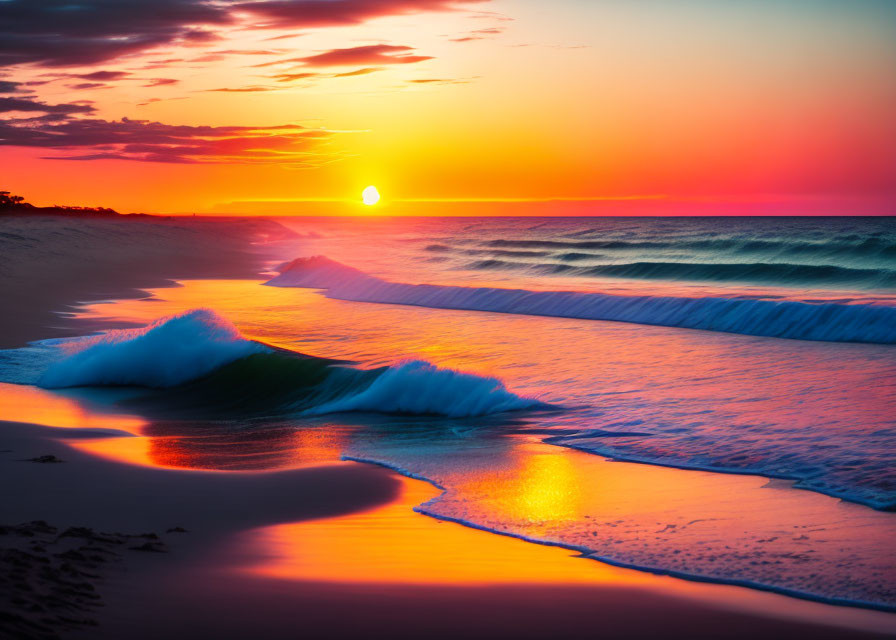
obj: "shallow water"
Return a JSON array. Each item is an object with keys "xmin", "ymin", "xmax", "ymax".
[{"xmin": 0, "ymin": 216, "xmax": 894, "ymax": 611}]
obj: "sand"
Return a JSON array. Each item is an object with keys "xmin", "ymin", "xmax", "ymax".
[{"xmin": 0, "ymin": 215, "xmax": 296, "ymax": 348}]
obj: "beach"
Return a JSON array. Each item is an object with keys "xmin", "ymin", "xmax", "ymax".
[
  {"xmin": 1, "ymin": 215, "xmax": 895, "ymax": 639},
  {"xmin": 2, "ymin": 419, "xmax": 894, "ymax": 640},
  {"xmin": 0, "ymin": 215, "xmax": 295, "ymax": 348}
]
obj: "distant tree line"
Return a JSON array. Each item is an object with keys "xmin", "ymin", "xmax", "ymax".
[{"xmin": 0, "ymin": 190, "xmax": 119, "ymax": 216}]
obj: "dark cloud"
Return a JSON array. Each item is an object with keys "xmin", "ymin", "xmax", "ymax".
[
  {"xmin": 229, "ymin": 0, "xmax": 486, "ymax": 28},
  {"xmin": 0, "ymin": 0, "xmax": 228, "ymax": 67},
  {"xmin": 0, "ymin": 105, "xmax": 335, "ymax": 165},
  {"xmin": 78, "ymin": 70, "xmax": 132, "ymax": 81},
  {"xmin": 69, "ymin": 82, "xmax": 110, "ymax": 90},
  {"xmin": 0, "ymin": 80, "xmax": 25, "ymax": 94},
  {"xmin": 0, "ymin": 96, "xmax": 95, "ymax": 115},
  {"xmin": 0, "ymin": 0, "xmax": 484, "ymax": 67}
]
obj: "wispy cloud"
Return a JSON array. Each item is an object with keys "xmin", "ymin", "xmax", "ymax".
[
  {"xmin": 0, "ymin": 97, "xmax": 338, "ymax": 165},
  {"xmin": 407, "ymin": 78, "xmax": 471, "ymax": 85},
  {"xmin": 271, "ymin": 72, "xmax": 322, "ymax": 82},
  {"xmin": 332, "ymin": 67, "xmax": 381, "ymax": 78},
  {"xmin": 77, "ymin": 70, "xmax": 131, "ymax": 81},
  {"xmin": 275, "ymin": 44, "xmax": 433, "ymax": 68},
  {"xmin": 205, "ymin": 86, "xmax": 276, "ymax": 93},
  {"xmin": 450, "ymin": 26, "xmax": 505, "ymax": 42},
  {"xmin": 143, "ymin": 78, "xmax": 180, "ymax": 87}
]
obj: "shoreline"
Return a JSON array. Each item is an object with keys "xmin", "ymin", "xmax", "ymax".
[
  {"xmin": 344, "ymin": 455, "xmax": 896, "ymax": 614},
  {"xmin": 0, "ymin": 418, "xmax": 893, "ymax": 639}
]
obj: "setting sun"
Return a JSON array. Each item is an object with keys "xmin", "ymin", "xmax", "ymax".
[{"xmin": 362, "ymin": 186, "xmax": 380, "ymax": 206}]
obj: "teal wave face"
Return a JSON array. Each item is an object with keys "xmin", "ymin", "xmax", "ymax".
[{"xmin": 0, "ymin": 309, "xmax": 544, "ymax": 419}]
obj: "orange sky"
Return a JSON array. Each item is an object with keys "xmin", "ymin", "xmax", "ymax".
[{"xmin": 1, "ymin": 0, "xmax": 895, "ymax": 214}]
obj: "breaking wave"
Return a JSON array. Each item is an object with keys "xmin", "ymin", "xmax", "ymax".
[
  {"xmin": 3, "ymin": 309, "xmax": 541, "ymax": 418},
  {"xmin": 38, "ymin": 309, "xmax": 268, "ymax": 388},
  {"xmin": 303, "ymin": 360, "xmax": 540, "ymax": 417},
  {"xmin": 266, "ymin": 256, "xmax": 896, "ymax": 344}
]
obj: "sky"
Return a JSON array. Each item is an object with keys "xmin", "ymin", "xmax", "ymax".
[{"xmin": 1, "ymin": 0, "xmax": 895, "ymax": 215}]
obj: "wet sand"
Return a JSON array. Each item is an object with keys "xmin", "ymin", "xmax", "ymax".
[
  {"xmin": 0, "ymin": 419, "xmax": 400, "ymax": 638},
  {"xmin": 0, "ymin": 419, "xmax": 893, "ymax": 639}
]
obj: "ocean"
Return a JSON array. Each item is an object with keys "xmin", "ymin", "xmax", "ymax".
[{"xmin": 1, "ymin": 216, "xmax": 894, "ymax": 610}]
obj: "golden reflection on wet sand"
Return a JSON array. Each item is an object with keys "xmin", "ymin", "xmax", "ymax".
[
  {"xmin": 238, "ymin": 473, "xmax": 896, "ymax": 634},
  {"xmin": 0, "ymin": 382, "xmax": 145, "ymax": 432}
]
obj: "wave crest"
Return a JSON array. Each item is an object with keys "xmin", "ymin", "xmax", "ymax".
[
  {"xmin": 266, "ymin": 256, "xmax": 896, "ymax": 344},
  {"xmin": 38, "ymin": 309, "xmax": 268, "ymax": 388},
  {"xmin": 303, "ymin": 360, "xmax": 543, "ymax": 418},
  {"xmin": 20, "ymin": 307, "xmax": 540, "ymax": 418}
]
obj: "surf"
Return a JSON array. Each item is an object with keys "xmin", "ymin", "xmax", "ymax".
[
  {"xmin": 2, "ymin": 309, "xmax": 544, "ymax": 419},
  {"xmin": 265, "ymin": 256, "xmax": 896, "ymax": 344}
]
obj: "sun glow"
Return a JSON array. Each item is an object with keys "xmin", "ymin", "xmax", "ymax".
[{"xmin": 362, "ymin": 186, "xmax": 381, "ymax": 206}]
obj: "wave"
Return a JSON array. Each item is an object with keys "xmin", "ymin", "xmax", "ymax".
[
  {"xmin": 8, "ymin": 308, "xmax": 540, "ymax": 418},
  {"xmin": 303, "ymin": 360, "xmax": 542, "ymax": 417},
  {"xmin": 465, "ymin": 257, "xmax": 896, "ymax": 287},
  {"xmin": 425, "ymin": 244, "xmax": 551, "ymax": 259},
  {"xmin": 131, "ymin": 353, "xmax": 544, "ymax": 419},
  {"xmin": 265, "ymin": 256, "xmax": 896, "ymax": 344},
  {"xmin": 485, "ymin": 236, "xmax": 896, "ymax": 261},
  {"xmin": 38, "ymin": 309, "xmax": 268, "ymax": 388}
]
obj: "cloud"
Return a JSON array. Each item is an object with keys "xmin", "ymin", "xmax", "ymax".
[
  {"xmin": 143, "ymin": 78, "xmax": 180, "ymax": 87},
  {"xmin": 450, "ymin": 26, "xmax": 504, "ymax": 42},
  {"xmin": 77, "ymin": 70, "xmax": 131, "ymax": 81},
  {"xmin": 0, "ymin": 106, "xmax": 337, "ymax": 165},
  {"xmin": 0, "ymin": 81, "xmax": 25, "ymax": 94},
  {"xmin": 271, "ymin": 72, "xmax": 321, "ymax": 82},
  {"xmin": 407, "ymin": 78, "xmax": 470, "ymax": 85},
  {"xmin": 0, "ymin": 0, "xmax": 485, "ymax": 67},
  {"xmin": 206, "ymin": 86, "xmax": 276, "ymax": 92},
  {"xmin": 268, "ymin": 66, "xmax": 381, "ymax": 83},
  {"xmin": 0, "ymin": 96, "xmax": 95, "ymax": 116},
  {"xmin": 332, "ymin": 67, "xmax": 381, "ymax": 78},
  {"xmin": 68, "ymin": 82, "xmax": 110, "ymax": 90},
  {"xmin": 293, "ymin": 44, "xmax": 432, "ymax": 67},
  {"xmin": 229, "ymin": 0, "xmax": 487, "ymax": 28},
  {"xmin": 0, "ymin": 1, "xmax": 228, "ymax": 67}
]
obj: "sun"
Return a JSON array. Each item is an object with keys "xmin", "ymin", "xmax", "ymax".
[{"xmin": 362, "ymin": 185, "xmax": 380, "ymax": 206}]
